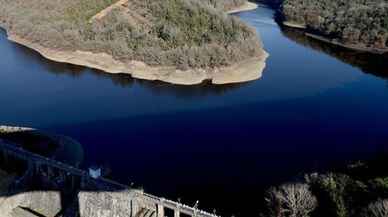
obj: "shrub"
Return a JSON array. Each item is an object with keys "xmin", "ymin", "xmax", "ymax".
[
  {"xmin": 264, "ymin": 183, "xmax": 317, "ymax": 217},
  {"xmin": 307, "ymin": 173, "xmax": 371, "ymax": 217}
]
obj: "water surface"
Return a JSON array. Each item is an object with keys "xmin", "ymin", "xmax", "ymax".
[{"xmin": 1, "ymin": 5, "xmax": 388, "ymax": 216}]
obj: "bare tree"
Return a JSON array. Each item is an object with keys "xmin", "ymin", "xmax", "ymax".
[{"xmin": 265, "ymin": 183, "xmax": 317, "ymax": 217}]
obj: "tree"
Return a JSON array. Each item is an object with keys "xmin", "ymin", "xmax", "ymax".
[{"xmin": 264, "ymin": 183, "xmax": 317, "ymax": 217}]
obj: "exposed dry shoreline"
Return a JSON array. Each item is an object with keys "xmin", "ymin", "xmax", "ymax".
[
  {"xmin": 1, "ymin": 2, "xmax": 268, "ymax": 85},
  {"xmin": 282, "ymin": 21, "xmax": 306, "ymax": 29},
  {"xmin": 227, "ymin": 1, "xmax": 258, "ymax": 14},
  {"xmin": 283, "ymin": 21, "xmax": 388, "ymax": 54},
  {"xmin": 305, "ymin": 33, "xmax": 388, "ymax": 55}
]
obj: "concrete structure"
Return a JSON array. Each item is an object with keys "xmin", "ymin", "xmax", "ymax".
[
  {"xmin": 0, "ymin": 139, "xmax": 220, "ymax": 217},
  {"xmin": 137, "ymin": 191, "xmax": 219, "ymax": 217}
]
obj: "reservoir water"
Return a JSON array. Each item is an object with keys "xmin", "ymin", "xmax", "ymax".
[{"xmin": 1, "ymin": 4, "xmax": 388, "ymax": 217}]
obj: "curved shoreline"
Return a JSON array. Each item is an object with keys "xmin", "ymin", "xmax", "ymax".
[
  {"xmin": 305, "ymin": 33, "xmax": 388, "ymax": 55},
  {"xmin": 8, "ymin": 33, "xmax": 268, "ymax": 85},
  {"xmin": 1, "ymin": 1, "xmax": 268, "ymax": 86},
  {"xmin": 227, "ymin": 1, "xmax": 258, "ymax": 14},
  {"xmin": 282, "ymin": 21, "xmax": 388, "ymax": 55}
]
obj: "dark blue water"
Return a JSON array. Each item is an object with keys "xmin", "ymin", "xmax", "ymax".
[{"xmin": 1, "ymin": 5, "xmax": 388, "ymax": 216}]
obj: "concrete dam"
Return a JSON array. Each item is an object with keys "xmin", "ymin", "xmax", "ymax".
[{"xmin": 0, "ymin": 139, "xmax": 220, "ymax": 217}]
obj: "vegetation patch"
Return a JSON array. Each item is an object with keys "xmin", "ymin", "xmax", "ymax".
[
  {"xmin": 280, "ymin": 0, "xmax": 388, "ymax": 52},
  {"xmin": 0, "ymin": 0, "xmax": 263, "ymax": 70},
  {"xmin": 261, "ymin": 156, "xmax": 388, "ymax": 217}
]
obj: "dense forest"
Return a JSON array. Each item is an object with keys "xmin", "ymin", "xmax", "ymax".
[
  {"xmin": 280, "ymin": 0, "xmax": 388, "ymax": 52},
  {"xmin": 261, "ymin": 155, "xmax": 388, "ymax": 217},
  {"xmin": 0, "ymin": 0, "xmax": 262, "ymax": 70}
]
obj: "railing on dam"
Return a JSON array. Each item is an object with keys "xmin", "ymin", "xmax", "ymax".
[
  {"xmin": 141, "ymin": 192, "xmax": 220, "ymax": 217},
  {"xmin": 0, "ymin": 139, "xmax": 129, "ymax": 190}
]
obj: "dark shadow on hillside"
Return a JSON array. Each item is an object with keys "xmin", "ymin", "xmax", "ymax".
[{"xmin": 280, "ymin": 26, "xmax": 388, "ymax": 79}]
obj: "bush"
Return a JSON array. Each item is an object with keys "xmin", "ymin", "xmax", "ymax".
[
  {"xmin": 264, "ymin": 183, "xmax": 317, "ymax": 217},
  {"xmin": 306, "ymin": 173, "xmax": 373, "ymax": 217}
]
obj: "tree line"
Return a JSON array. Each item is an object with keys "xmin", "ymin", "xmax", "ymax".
[{"xmin": 281, "ymin": 0, "xmax": 388, "ymax": 51}]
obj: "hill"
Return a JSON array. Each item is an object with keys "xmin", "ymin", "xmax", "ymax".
[
  {"xmin": 0, "ymin": 0, "xmax": 267, "ymax": 85},
  {"xmin": 280, "ymin": 0, "xmax": 388, "ymax": 54}
]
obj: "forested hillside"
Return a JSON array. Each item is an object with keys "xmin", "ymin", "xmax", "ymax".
[
  {"xmin": 281, "ymin": 0, "xmax": 388, "ymax": 52},
  {"xmin": 0, "ymin": 0, "xmax": 262, "ymax": 70}
]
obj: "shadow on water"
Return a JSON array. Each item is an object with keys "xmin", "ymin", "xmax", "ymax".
[{"xmin": 280, "ymin": 26, "xmax": 388, "ymax": 79}]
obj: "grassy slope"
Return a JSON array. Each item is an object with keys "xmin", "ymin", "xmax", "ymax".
[{"xmin": 0, "ymin": 0, "xmax": 262, "ymax": 70}]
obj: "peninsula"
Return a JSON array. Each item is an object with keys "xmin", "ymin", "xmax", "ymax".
[
  {"xmin": 0, "ymin": 0, "xmax": 268, "ymax": 85},
  {"xmin": 280, "ymin": 0, "xmax": 388, "ymax": 54}
]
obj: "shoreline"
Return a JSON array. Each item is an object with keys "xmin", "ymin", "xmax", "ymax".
[
  {"xmin": 227, "ymin": 1, "xmax": 258, "ymax": 14},
  {"xmin": 282, "ymin": 21, "xmax": 306, "ymax": 29},
  {"xmin": 305, "ymin": 33, "xmax": 388, "ymax": 55},
  {"xmin": 7, "ymin": 33, "xmax": 268, "ymax": 85},
  {"xmin": 282, "ymin": 20, "xmax": 388, "ymax": 55},
  {"xmin": 1, "ymin": 1, "xmax": 268, "ymax": 85}
]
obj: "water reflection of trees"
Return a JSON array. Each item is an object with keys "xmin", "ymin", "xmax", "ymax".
[
  {"xmin": 12, "ymin": 41, "xmax": 244, "ymax": 98},
  {"xmin": 134, "ymin": 80, "xmax": 244, "ymax": 98},
  {"xmin": 280, "ymin": 26, "xmax": 388, "ymax": 79}
]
